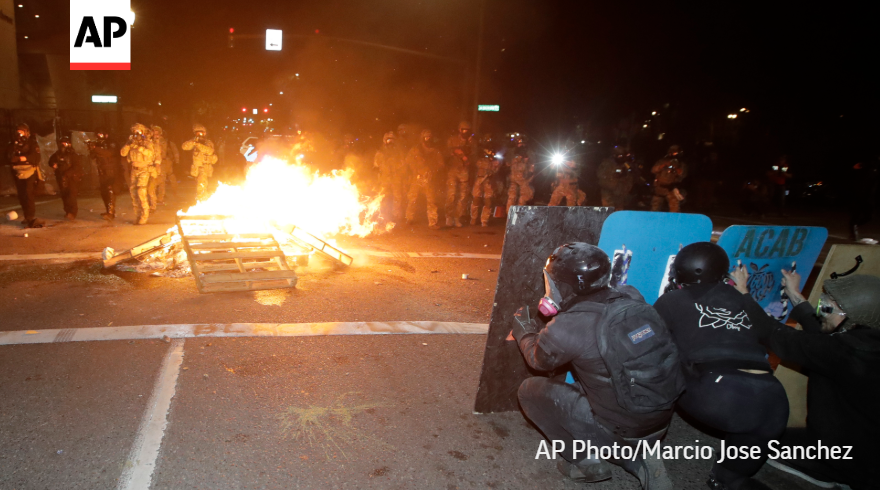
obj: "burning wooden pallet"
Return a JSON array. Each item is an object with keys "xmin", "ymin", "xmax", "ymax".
[{"xmin": 176, "ymin": 215, "xmax": 299, "ymax": 293}]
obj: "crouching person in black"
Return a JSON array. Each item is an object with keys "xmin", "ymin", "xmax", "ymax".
[
  {"xmin": 653, "ymin": 242, "xmax": 788, "ymax": 490},
  {"xmin": 513, "ymin": 243, "xmax": 683, "ymax": 490},
  {"xmin": 733, "ymin": 267, "xmax": 880, "ymax": 490}
]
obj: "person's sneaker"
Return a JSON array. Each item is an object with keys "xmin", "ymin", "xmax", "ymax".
[
  {"xmin": 634, "ymin": 456, "xmax": 672, "ymax": 490},
  {"xmin": 556, "ymin": 459, "xmax": 612, "ymax": 483},
  {"xmin": 101, "ymin": 213, "xmax": 115, "ymax": 221},
  {"xmin": 765, "ymin": 459, "xmax": 837, "ymax": 489}
]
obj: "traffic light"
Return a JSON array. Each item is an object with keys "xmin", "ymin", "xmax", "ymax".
[{"xmin": 228, "ymin": 28, "xmax": 234, "ymax": 48}]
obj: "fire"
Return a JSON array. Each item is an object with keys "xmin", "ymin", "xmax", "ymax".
[{"xmin": 179, "ymin": 156, "xmax": 384, "ymax": 239}]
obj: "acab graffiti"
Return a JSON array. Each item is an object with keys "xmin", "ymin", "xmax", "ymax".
[{"xmin": 733, "ymin": 227, "xmax": 808, "ymax": 259}]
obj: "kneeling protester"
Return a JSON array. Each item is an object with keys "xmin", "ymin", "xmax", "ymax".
[{"xmin": 512, "ymin": 242, "xmax": 683, "ymax": 489}]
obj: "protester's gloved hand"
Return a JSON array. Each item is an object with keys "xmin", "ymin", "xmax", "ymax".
[{"xmin": 512, "ymin": 305, "xmax": 538, "ymax": 343}]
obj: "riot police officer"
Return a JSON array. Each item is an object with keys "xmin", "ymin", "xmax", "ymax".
[
  {"xmin": 405, "ymin": 129, "xmax": 443, "ymax": 229},
  {"xmin": 88, "ymin": 130, "xmax": 117, "ymax": 220},
  {"xmin": 49, "ymin": 135, "xmax": 83, "ymax": 221},
  {"xmin": 549, "ymin": 158, "xmax": 586, "ymax": 206},
  {"xmin": 506, "ymin": 135, "xmax": 536, "ymax": 213},
  {"xmin": 121, "ymin": 123, "xmax": 156, "ymax": 225},
  {"xmin": 374, "ymin": 131, "xmax": 408, "ymax": 223},
  {"xmin": 471, "ymin": 143, "xmax": 500, "ymax": 227},
  {"xmin": 597, "ymin": 146, "xmax": 635, "ymax": 209},
  {"xmin": 651, "ymin": 145, "xmax": 687, "ymax": 212},
  {"xmin": 182, "ymin": 124, "xmax": 216, "ymax": 202},
  {"xmin": 5, "ymin": 123, "xmax": 43, "ymax": 228},
  {"xmin": 446, "ymin": 121, "xmax": 476, "ymax": 227}
]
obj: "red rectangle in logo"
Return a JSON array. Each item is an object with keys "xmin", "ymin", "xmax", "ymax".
[{"xmin": 70, "ymin": 62, "xmax": 131, "ymax": 70}]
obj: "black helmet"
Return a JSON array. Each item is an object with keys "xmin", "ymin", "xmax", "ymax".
[
  {"xmin": 544, "ymin": 243, "xmax": 611, "ymax": 300},
  {"xmin": 672, "ymin": 242, "xmax": 729, "ymax": 285},
  {"xmin": 59, "ymin": 135, "xmax": 72, "ymax": 146}
]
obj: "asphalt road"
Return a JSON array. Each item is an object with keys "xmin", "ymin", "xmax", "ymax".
[{"xmin": 0, "ymin": 191, "xmax": 853, "ymax": 489}]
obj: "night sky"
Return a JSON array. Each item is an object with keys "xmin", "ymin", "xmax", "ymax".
[{"xmin": 19, "ymin": 1, "xmax": 880, "ymax": 176}]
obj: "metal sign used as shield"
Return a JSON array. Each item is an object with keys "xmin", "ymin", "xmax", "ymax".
[
  {"xmin": 597, "ymin": 211, "xmax": 713, "ymax": 304},
  {"xmin": 716, "ymin": 225, "xmax": 828, "ymax": 321},
  {"xmin": 474, "ymin": 206, "xmax": 612, "ymax": 414}
]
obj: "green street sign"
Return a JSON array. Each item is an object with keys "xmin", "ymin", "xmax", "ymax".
[{"xmin": 478, "ymin": 104, "xmax": 500, "ymax": 112}]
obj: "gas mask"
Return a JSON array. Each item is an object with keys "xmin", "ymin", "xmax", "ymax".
[
  {"xmin": 15, "ymin": 131, "xmax": 28, "ymax": 144},
  {"xmin": 817, "ymin": 293, "xmax": 845, "ymax": 318},
  {"xmin": 538, "ymin": 270, "xmax": 564, "ymax": 317}
]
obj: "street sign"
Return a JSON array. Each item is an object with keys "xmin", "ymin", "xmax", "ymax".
[
  {"xmin": 266, "ymin": 29, "xmax": 282, "ymax": 51},
  {"xmin": 91, "ymin": 95, "xmax": 118, "ymax": 103},
  {"xmin": 478, "ymin": 105, "xmax": 500, "ymax": 112}
]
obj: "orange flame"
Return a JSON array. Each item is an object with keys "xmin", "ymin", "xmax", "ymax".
[{"xmin": 179, "ymin": 156, "xmax": 384, "ymax": 239}]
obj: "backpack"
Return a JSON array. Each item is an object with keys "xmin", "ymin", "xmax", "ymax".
[{"xmin": 573, "ymin": 293, "xmax": 685, "ymax": 413}]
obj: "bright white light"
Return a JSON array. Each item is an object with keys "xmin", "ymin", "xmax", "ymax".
[
  {"xmin": 253, "ymin": 109, "xmax": 258, "ymax": 115},
  {"xmin": 740, "ymin": 108, "xmax": 747, "ymax": 112},
  {"xmin": 551, "ymin": 153, "xmax": 564, "ymax": 166},
  {"xmin": 279, "ymin": 91, "xmax": 284, "ymax": 95},
  {"xmin": 651, "ymin": 111, "xmax": 657, "ymax": 116},
  {"xmin": 295, "ymin": 73, "xmax": 300, "ymax": 77},
  {"xmin": 129, "ymin": 10, "xmax": 135, "ymax": 25},
  {"xmin": 728, "ymin": 114, "xmax": 737, "ymax": 119},
  {"xmin": 580, "ymin": 140, "xmax": 586, "ymax": 144},
  {"xmin": 266, "ymin": 29, "xmax": 282, "ymax": 51},
  {"xmin": 91, "ymin": 95, "xmax": 118, "ymax": 103},
  {"xmin": 642, "ymin": 124, "xmax": 648, "ymax": 128}
]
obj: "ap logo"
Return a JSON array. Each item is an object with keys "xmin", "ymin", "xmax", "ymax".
[{"xmin": 70, "ymin": 0, "xmax": 133, "ymax": 70}]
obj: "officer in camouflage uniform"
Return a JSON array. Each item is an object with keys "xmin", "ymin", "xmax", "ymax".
[
  {"xmin": 405, "ymin": 129, "xmax": 443, "ymax": 229},
  {"xmin": 374, "ymin": 131, "xmax": 408, "ymax": 223},
  {"xmin": 651, "ymin": 145, "xmax": 687, "ymax": 212},
  {"xmin": 182, "ymin": 123, "xmax": 216, "ymax": 202},
  {"xmin": 151, "ymin": 125, "xmax": 170, "ymax": 206},
  {"xmin": 88, "ymin": 130, "xmax": 118, "ymax": 220},
  {"xmin": 506, "ymin": 134, "xmax": 535, "ymax": 213},
  {"xmin": 445, "ymin": 121, "xmax": 476, "ymax": 227},
  {"xmin": 549, "ymin": 158, "xmax": 586, "ymax": 206},
  {"xmin": 597, "ymin": 145, "xmax": 635, "ymax": 209},
  {"xmin": 471, "ymin": 144, "xmax": 501, "ymax": 227},
  {"xmin": 120, "ymin": 123, "xmax": 156, "ymax": 225},
  {"xmin": 49, "ymin": 135, "xmax": 83, "ymax": 221}
]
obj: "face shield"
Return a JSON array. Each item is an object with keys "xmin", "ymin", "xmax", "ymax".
[{"xmin": 538, "ymin": 270, "xmax": 564, "ymax": 317}]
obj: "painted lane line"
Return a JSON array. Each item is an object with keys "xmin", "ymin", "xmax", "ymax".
[
  {"xmin": 0, "ymin": 199, "xmax": 57, "ymax": 214},
  {"xmin": 117, "ymin": 338, "xmax": 185, "ymax": 490},
  {"xmin": 0, "ymin": 251, "xmax": 500, "ymax": 262},
  {"xmin": 0, "ymin": 321, "xmax": 490, "ymax": 346},
  {"xmin": 352, "ymin": 250, "xmax": 502, "ymax": 260},
  {"xmin": 0, "ymin": 253, "xmax": 102, "ymax": 261}
]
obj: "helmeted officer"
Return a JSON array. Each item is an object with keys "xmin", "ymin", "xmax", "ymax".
[{"xmin": 49, "ymin": 135, "xmax": 83, "ymax": 221}]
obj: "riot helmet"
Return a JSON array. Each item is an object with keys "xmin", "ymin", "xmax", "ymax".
[
  {"xmin": 383, "ymin": 131, "xmax": 395, "ymax": 146},
  {"xmin": 59, "ymin": 135, "xmax": 72, "ymax": 149},
  {"xmin": 420, "ymin": 129, "xmax": 433, "ymax": 146},
  {"xmin": 15, "ymin": 123, "xmax": 30, "ymax": 141},
  {"xmin": 672, "ymin": 242, "xmax": 729, "ymax": 286},
  {"xmin": 458, "ymin": 121, "xmax": 473, "ymax": 139},
  {"xmin": 192, "ymin": 124, "xmax": 207, "ymax": 138},
  {"xmin": 824, "ymin": 275, "xmax": 880, "ymax": 329},
  {"xmin": 539, "ymin": 243, "xmax": 612, "ymax": 316}
]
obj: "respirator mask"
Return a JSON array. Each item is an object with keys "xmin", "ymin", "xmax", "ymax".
[
  {"xmin": 817, "ymin": 293, "xmax": 845, "ymax": 319},
  {"xmin": 538, "ymin": 270, "xmax": 564, "ymax": 317}
]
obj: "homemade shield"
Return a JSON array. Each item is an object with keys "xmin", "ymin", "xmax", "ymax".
[
  {"xmin": 598, "ymin": 211, "xmax": 713, "ymax": 304},
  {"xmin": 717, "ymin": 225, "xmax": 827, "ymax": 322},
  {"xmin": 474, "ymin": 206, "xmax": 612, "ymax": 413}
]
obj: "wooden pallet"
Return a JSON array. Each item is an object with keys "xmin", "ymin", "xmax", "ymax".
[
  {"xmin": 273, "ymin": 223, "xmax": 354, "ymax": 267},
  {"xmin": 176, "ymin": 215, "xmax": 298, "ymax": 293}
]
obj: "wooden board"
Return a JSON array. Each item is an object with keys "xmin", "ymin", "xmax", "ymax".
[
  {"xmin": 473, "ymin": 206, "xmax": 612, "ymax": 413},
  {"xmin": 102, "ymin": 232, "xmax": 177, "ymax": 268},
  {"xmin": 777, "ymin": 244, "xmax": 880, "ymax": 427},
  {"xmin": 177, "ymin": 216, "xmax": 298, "ymax": 294}
]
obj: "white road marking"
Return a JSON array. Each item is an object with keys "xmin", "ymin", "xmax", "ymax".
[
  {"xmin": 0, "ymin": 199, "xmax": 57, "ymax": 214},
  {"xmin": 0, "ymin": 251, "xmax": 500, "ymax": 262},
  {"xmin": 117, "ymin": 338, "xmax": 185, "ymax": 490},
  {"xmin": 0, "ymin": 253, "xmax": 102, "ymax": 261},
  {"xmin": 0, "ymin": 321, "xmax": 489, "ymax": 346}
]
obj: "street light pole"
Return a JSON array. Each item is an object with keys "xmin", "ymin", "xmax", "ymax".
[{"xmin": 471, "ymin": 0, "xmax": 485, "ymax": 134}]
